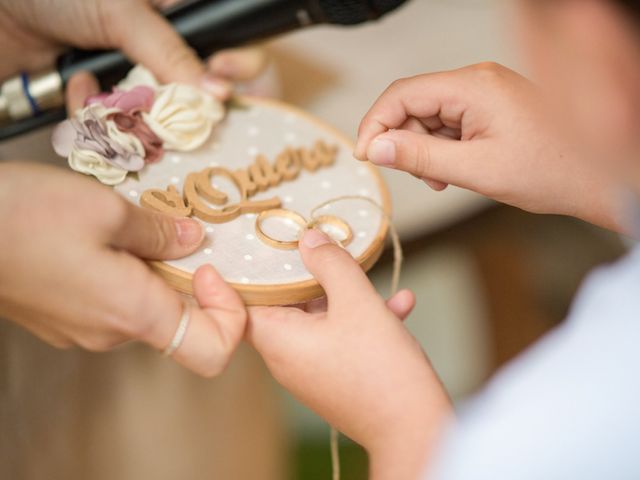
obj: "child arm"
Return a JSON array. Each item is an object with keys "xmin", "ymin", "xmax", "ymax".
[{"xmin": 246, "ymin": 229, "xmax": 453, "ymax": 480}]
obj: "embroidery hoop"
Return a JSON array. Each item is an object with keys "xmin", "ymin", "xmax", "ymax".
[{"xmin": 131, "ymin": 96, "xmax": 391, "ymax": 306}]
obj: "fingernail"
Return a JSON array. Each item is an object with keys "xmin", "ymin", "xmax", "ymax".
[
  {"xmin": 353, "ymin": 147, "xmax": 368, "ymax": 162},
  {"xmin": 367, "ymin": 137, "xmax": 396, "ymax": 166},
  {"xmin": 201, "ymin": 74, "xmax": 232, "ymax": 100},
  {"xmin": 353, "ymin": 139, "xmax": 365, "ymax": 160},
  {"xmin": 302, "ymin": 228, "xmax": 332, "ymax": 249},
  {"xmin": 175, "ymin": 218, "xmax": 203, "ymax": 247},
  {"xmin": 199, "ymin": 264, "xmax": 217, "ymax": 288}
]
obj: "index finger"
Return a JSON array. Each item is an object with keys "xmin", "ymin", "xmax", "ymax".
[{"xmin": 354, "ymin": 71, "xmax": 470, "ymax": 160}]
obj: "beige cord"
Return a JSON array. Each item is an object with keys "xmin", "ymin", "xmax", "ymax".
[
  {"xmin": 331, "ymin": 425, "xmax": 341, "ymax": 480},
  {"xmin": 310, "ymin": 195, "xmax": 404, "ymax": 480}
]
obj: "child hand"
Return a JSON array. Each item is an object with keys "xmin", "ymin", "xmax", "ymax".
[
  {"xmin": 355, "ymin": 63, "xmax": 622, "ymax": 233},
  {"xmin": 246, "ymin": 229, "xmax": 452, "ymax": 480}
]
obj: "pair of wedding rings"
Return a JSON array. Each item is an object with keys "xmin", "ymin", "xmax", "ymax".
[{"xmin": 255, "ymin": 208, "xmax": 353, "ymax": 250}]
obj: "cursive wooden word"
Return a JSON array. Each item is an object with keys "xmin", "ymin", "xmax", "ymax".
[{"xmin": 140, "ymin": 141, "xmax": 338, "ymax": 223}]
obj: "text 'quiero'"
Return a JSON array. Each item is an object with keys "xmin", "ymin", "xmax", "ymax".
[{"xmin": 140, "ymin": 141, "xmax": 338, "ymax": 223}]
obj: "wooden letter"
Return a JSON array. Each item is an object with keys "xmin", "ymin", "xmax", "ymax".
[
  {"xmin": 185, "ymin": 172, "xmax": 243, "ymax": 224},
  {"xmin": 139, "ymin": 141, "xmax": 340, "ymax": 224},
  {"xmin": 297, "ymin": 147, "xmax": 323, "ymax": 172},
  {"xmin": 314, "ymin": 140, "xmax": 337, "ymax": 166},
  {"xmin": 233, "ymin": 168, "xmax": 258, "ymax": 197},
  {"xmin": 240, "ymin": 196, "xmax": 282, "ymax": 214},
  {"xmin": 248, "ymin": 155, "xmax": 281, "ymax": 191},
  {"xmin": 140, "ymin": 185, "xmax": 192, "ymax": 217},
  {"xmin": 274, "ymin": 149, "xmax": 301, "ymax": 181},
  {"xmin": 196, "ymin": 167, "xmax": 234, "ymax": 205}
]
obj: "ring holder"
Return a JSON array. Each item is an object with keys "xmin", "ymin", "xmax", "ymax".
[{"xmin": 113, "ymin": 96, "xmax": 391, "ymax": 306}]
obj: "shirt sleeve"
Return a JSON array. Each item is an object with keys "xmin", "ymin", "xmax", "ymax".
[{"xmin": 425, "ymin": 247, "xmax": 640, "ymax": 480}]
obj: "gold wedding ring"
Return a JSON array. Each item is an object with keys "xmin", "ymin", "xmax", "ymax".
[
  {"xmin": 255, "ymin": 209, "xmax": 354, "ymax": 250},
  {"xmin": 256, "ymin": 209, "xmax": 307, "ymax": 250},
  {"xmin": 308, "ymin": 215, "xmax": 353, "ymax": 247}
]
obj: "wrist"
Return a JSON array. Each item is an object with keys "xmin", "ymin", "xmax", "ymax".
[
  {"xmin": 369, "ymin": 441, "xmax": 429, "ymax": 480},
  {"xmin": 572, "ymin": 178, "xmax": 627, "ymax": 235},
  {"xmin": 367, "ymin": 396, "xmax": 453, "ymax": 480}
]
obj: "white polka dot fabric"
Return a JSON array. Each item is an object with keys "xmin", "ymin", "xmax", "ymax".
[{"xmin": 114, "ymin": 99, "xmax": 386, "ymax": 286}]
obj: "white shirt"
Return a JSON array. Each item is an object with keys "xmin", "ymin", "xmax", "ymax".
[{"xmin": 426, "ymin": 243, "xmax": 640, "ymax": 479}]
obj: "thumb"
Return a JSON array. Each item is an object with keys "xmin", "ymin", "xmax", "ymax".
[
  {"xmin": 366, "ymin": 129, "xmax": 485, "ymax": 189},
  {"xmin": 298, "ymin": 229, "xmax": 382, "ymax": 312},
  {"xmin": 112, "ymin": 2, "xmax": 230, "ymax": 97},
  {"xmin": 65, "ymin": 71, "xmax": 100, "ymax": 113},
  {"xmin": 110, "ymin": 199, "xmax": 204, "ymax": 260}
]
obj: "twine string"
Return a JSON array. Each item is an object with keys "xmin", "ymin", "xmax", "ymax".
[
  {"xmin": 330, "ymin": 425, "xmax": 341, "ymax": 480},
  {"xmin": 309, "ymin": 195, "xmax": 403, "ymax": 298},
  {"xmin": 309, "ymin": 195, "xmax": 404, "ymax": 480}
]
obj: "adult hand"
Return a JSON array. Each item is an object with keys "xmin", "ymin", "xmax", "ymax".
[
  {"xmin": 246, "ymin": 229, "xmax": 452, "ymax": 480},
  {"xmin": 0, "ymin": 0, "xmax": 268, "ymax": 101},
  {"xmin": 0, "ymin": 162, "xmax": 246, "ymax": 378},
  {"xmin": 355, "ymin": 63, "xmax": 623, "ymax": 233}
]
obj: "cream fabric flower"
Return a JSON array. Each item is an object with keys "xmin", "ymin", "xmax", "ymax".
[
  {"xmin": 52, "ymin": 104, "xmax": 145, "ymax": 185},
  {"xmin": 117, "ymin": 65, "xmax": 160, "ymax": 91},
  {"xmin": 143, "ymin": 83, "xmax": 224, "ymax": 151},
  {"xmin": 68, "ymin": 148, "xmax": 128, "ymax": 186}
]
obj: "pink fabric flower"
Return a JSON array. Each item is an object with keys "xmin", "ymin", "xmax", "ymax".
[
  {"xmin": 109, "ymin": 112, "xmax": 164, "ymax": 164},
  {"xmin": 86, "ymin": 85, "xmax": 155, "ymax": 113}
]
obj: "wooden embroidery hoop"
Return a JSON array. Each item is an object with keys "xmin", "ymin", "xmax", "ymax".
[{"xmin": 146, "ymin": 96, "xmax": 391, "ymax": 306}]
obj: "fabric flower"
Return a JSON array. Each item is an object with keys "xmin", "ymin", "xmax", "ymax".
[
  {"xmin": 109, "ymin": 111, "xmax": 164, "ymax": 163},
  {"xmin": 86, "ymin": 85, "xmax": 155, "ymax": 113},
  {"xmin": 51, "ymin": 64, "xmax": 227, "ymax": 185},
  {"xmin": 143, "ymin": 83, "xmax": 224, "ymax": 151},
  {"xmin": 68, "ymin": 148, "xmax": 129, "ymax": 186},
  {"xmin": 116, "ymin": 65, "xmax": 160, "ymax": 91},
  {"xmin": 52, "ymin": 104, "xmax": 146, "ymax": 185}
]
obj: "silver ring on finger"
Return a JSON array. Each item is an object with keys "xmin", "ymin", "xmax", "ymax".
[{"xmin": 162, "ymin": 299, "xmax": 191, "ymax": 357}]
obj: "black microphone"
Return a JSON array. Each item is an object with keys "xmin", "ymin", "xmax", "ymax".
[{"xmin": 0, "ymin": 0, "xmax": 409, "ymax": 141}]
